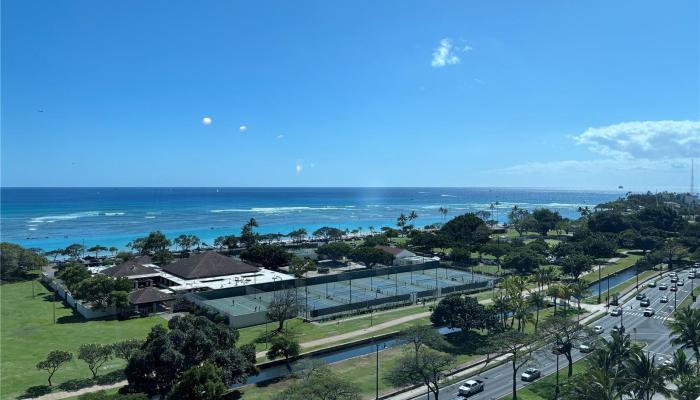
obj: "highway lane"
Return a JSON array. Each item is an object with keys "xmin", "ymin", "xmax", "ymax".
[{"xmin": 411, "ymin": 267, "xmax": 697, "ymax": 400}]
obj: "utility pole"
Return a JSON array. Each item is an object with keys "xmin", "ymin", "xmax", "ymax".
[
  {"xmin": 597, "ymin": 264, "xmax": 602, "ymax": 303},
  {"xmin": 555, "ymin": 353, "xmax": 560, "ymax": 399}
]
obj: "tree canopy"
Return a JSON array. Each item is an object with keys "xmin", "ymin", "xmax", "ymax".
[{"xmin": 0, "ymin": 242, "xmax": 48, "ymax": 281}]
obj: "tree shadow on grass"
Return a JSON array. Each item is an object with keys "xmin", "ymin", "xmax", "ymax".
[{"xmin": 18, "ymin": 385, "xmax": 52, "ymax": 399}]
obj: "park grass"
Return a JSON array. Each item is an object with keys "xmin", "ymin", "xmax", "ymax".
[
  {"xmin": 678, "ymin": 283, "xmax": 700, "ymax": 310},
  {"xmin": 0, "ymin": 280, "xmax": 165, "ymax": 400},
  {"xmin": 237, "ymin": 304, "xmax": 434, "ymax": 354}
]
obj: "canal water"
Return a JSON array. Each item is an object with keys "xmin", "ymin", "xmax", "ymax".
[
  {"xmin": 238, "ymin": 327, "xmax": 460, "ymax": 386},
  {"xmin": 586, "ymin": 267, "xmax": 638, "ymax": 297}
]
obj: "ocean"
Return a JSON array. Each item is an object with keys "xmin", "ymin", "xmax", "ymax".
[{"xmin": 0, "ymin": 187, "xmax": 621, "ymax": 252}]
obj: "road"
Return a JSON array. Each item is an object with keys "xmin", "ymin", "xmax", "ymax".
[{"xmin": 413, "ymin": 267, "xmax": 698, "ymax": 400}]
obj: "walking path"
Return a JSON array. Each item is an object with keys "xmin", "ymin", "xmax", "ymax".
[{"xmin": 34, "ymin": 381, "xmax": 127, "ymax": 400}]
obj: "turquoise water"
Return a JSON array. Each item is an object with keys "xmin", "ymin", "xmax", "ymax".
[{"xmin": 0, "ymin": 187, "xmax": 620, "ymax": 251}]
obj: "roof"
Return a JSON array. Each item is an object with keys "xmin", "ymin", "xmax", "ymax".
[
  {"xmin": 375, "ymin": 245, "xmax": 409, "ymax": 256},
  {"xmin": 162, "ymin": 251, "xmax": 258, "ymax": 280},
  {"xmin": 128, "ymin": 287, "xmax": 174, "ymax": 305},
  {"xmin": 101, "ymin": 256, "xmax": 158, "ymax": 278}
]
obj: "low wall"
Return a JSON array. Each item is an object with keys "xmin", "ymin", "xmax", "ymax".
[{"xmin": 44, "ymin": 277, "xmax": 118, "ymax": 319}]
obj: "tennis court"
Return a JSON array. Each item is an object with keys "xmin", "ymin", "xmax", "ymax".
[{"xmin": 190, "ymin": 265, "xmax": 495, "ymax": 324}]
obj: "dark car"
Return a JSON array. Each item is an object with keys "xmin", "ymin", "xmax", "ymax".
[
  {"xmin": 612, "ymin": 325, "xmax": 626, "ymax": 334},
  {"xmin": 640, "ymin": 298, "xmax": 650, "ymax": 307}
]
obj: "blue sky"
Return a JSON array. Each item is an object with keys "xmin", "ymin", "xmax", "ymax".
[{"xmin": 2, "ymin": 0, "xmax": 698, "ymax": 190}]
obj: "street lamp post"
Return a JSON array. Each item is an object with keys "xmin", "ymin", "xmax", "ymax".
[
  {"xmin": 674, "ymin": 288, "xmax": 677, "ymax": 310},
  {"xmin": 606, "ymin": 274, "xmax": 611, "ymax": 310},
  {"xmin": 597, "ymin": 264, "xmax": 602, "ymax": 303},
  {"xmin": 635, "ymin": 262, "xmax": 639, "ymax": 291},
  {"xmin": 555, "ymin": 353, "xmax": 560, "ymax": 399}
]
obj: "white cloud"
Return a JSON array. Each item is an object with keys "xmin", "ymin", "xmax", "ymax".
[
  {"xmin": 295, "ymin": 162, "xmax": 303, "ymax": 174},
  {"xmin": 239, "ymin": 125, "xmax": 247, "ymax": 133},
  {"xmin": 574, "ymin": 120, "xmax": 700, "ymax": 159},
  {"xmin": 431, "ymin": 38, "xmax": 461, "ymax": 68},
  {"xmin": 202, "ymin": 116, "xmax": 212, "ymax": 125},
  {"xmin": 276, "ymin": 134, "xmax": 284, "ymax": 139}
]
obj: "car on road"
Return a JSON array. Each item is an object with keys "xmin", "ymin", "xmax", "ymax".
[
  {"xmin": 612, "ymin": 325, "xmax": 625, "ymax": 334},
  {"xmin": 610, "ymin": 307, "xmax": 622, "ymax": 316},
  {"xmin": 670, "ymin": 271, "xmax": 677, "ymax": 277},
  {"xmin": 636, "ymin": 293, "xmax": 647, "ymax": 300},
  {"xmin": 671, "ymin": 285, "xmax": 678, "ymax": 292},
  {"xmin": 690, "ymin": 272, "xmax": 696, "ymax": 279},
  {"xmin": 660, "ymin": 295, "xmax": 669, "ymax": 303},
  {"xmin": 594, "ymin": 325, "xmax": 604, "ymax": 334},
  {"xmin": 458, "ymin": 379, "xmax": 484, "ymax": 396},
  {"xmin": 671, "ymin": 277, "xmax": 678, "ymax": 283},
  {"xmin": 659, "ymin": 283, "xmax": 668, "ymax": 290},
  {"xmin": 648, "ymin": 281, "xmax": 657, "ymax": 288},
  {"xmin": 521, "ymin": 368, "xmax": 541, "ymax": 382},
  {"xmin": 640, "ymin": 298, "xmax": 650, "ymax": 307},
  {"xmin": 677, "ymin": 280, "xmax": 684, "ymax": 286},
  {"xmin": 643, "ymin": 308, "xmax": 655, "ymax": 317},
  {"xmin": 579, "ymin": 343, "xmax": 594, "ymax": 353}
]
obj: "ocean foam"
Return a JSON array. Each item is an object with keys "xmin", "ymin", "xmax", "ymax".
[
  {"xmin": 29, "ymin": 211, "xmax": 125, "ymax": 224},
  {"xmin": 211, "ymin": 206, "xmax": 353, "ymax": 214}
]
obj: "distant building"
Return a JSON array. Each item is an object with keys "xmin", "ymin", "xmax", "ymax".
[{"xmin": 375, "ymin": 245, "xmax": 416, "ymax": 265}]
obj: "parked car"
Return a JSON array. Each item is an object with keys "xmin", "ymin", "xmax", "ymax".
[
  {"xmin": 521, "ymin": 368, "xmax": 541, "ymax": 382},
  {"xmin": 636, "ymin": 293, "xmax": 647, "ymax": 300},
  {"xmin": 659, "ymin": 283, "xmax": 668, "ymax": 290},
  {"xmin": 648, "ymin": 281, "xmax": 657, "ymax": 288},
  {"xmin": 660, "ymin": 296, "xmax": 669, "ymax": 303},
  {"xmin": 640, "ymin": 298, "xmax": 650, "ymax": 307},
  {"xmin": 459, "ymin": 380, "xmax": 484, "ymax": 396},
  {"xmin": 644, "ymin": 308, "xmax": 655, "ymax": 317},
  {"xmin": 610, "ymin": 307, "xmax": 622, "ymax": 316},
  {"xmin": 594, "ymin": 325, "xmax": 604, "ymax": 334}
]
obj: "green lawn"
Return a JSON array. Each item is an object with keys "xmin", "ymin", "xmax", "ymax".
[
  {"xmin": 0, "ymin": 280, "xmax": 164, "ymax": 400},
  {"xmin": 238, "ymin": 304, "xmax": 433, "ymax": 354},
  {"xmin": 678, "ymin": 283, "xmax": 700, "ymax": 310}
]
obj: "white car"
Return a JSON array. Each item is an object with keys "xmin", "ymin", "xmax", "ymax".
[
  {"xmin": 610, "ymin": 307, "xmax": 622, "ymax": 316},
  {"xmin": 643, "ymin": 308, "xmax": 655, "ymax": 317},
  {"xmin": 458, "ymin": 379, "xmax": 484, "ymax": 396},
  {"xmin": 677, "ymin": 280, "xmax": 684, "ymax": 286},
  {"xmin": 594, "ymin": 325, "xmax": 604, "ymax": 334},
  {"xmin": 648, "ymin": 281, "xmax": 657, "ymax": 288},
  {"xmin": 579, "ymin": 343, "xmax": 593, "ymax": 353}
]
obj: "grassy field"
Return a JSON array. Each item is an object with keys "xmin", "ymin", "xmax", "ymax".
[
  {"xmin": 0, "ymin": 280, "xmax": 164, "ymax": 400},
  {"xmin": 237, "ymin": 304, "xmax": 433, "ymax": 354}
]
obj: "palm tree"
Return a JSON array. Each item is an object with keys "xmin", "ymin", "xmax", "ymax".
[
  {"xmin": 673, "ymin": 374, "xmax": 700, "ymax": 400},
  {"xmin": 528, "ymin": 291, "xmax": 546, "ymax": 332},
  {"xmin": 438, "ymin": 207, "xmax": 448, "ymax": 221},
  {"xmin": 108, "ymin": 246, "xmax": 118, "ymax": 257},
  {"xmin": 668, "ymin": 307, "xmax": 700, "ymax": 365},
  {"xmin": 577, "ymin": 206, "xmax": 591, "ymax": 217},
  {"xmin": 666, "ymin": 348, "xmax": 694, "ymax": 378},
  {"xmin": 564, "ymin": 364, "xmax": 622, "ymax": 400},
  {"xmin": 605, "ymin": 331, "xmax": 635, "ymax": 369},
  {"xmin": 512, "ymin": 297, "xmax": 534, "ymax": 332},
  {"xmin": 408, "ymin": 210, "xmax": 418, "ymax": 225},
  {"xmin": 87, "ymin": 245, "xmax": 107, "ymax": 258},
  {"xmin": 397, "ymin": 213, "xmax": 407, "ymax": 234},
  {"xmin": 559, "ymin": 282, "xmax": 573, "ymax": 312},
  {"xmin": 570, "ymin": 279, "xmax": 590, "ymax": 316},
  {"xmin": 247, "ymin": 218, "xmax": 258, "ymax": 229},
  {"xmin": 624, "ymin": 350, "xmax": 671, "ymax": 400}
]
